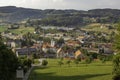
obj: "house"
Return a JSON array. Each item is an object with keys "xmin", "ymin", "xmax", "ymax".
[
  {"xmin": 57, "ymin": 45, "xmax": 81, "ymax": 59},
  {"xmin": 57, "ymin": 47, "xmax": 85, "ymax": 59},
  {"xmin": 104, "ymin": 48, "xmax": 114, "ymax": 54},
  {"xmin": 8, "ymin": 24, "xmax": 19, "ymax": 29},
  {"xmin": 56, "ymin": 47, "xmax": 73, "ymax": 58},
  {"xmin": 76, "ymin": 36, "xmax": 85, "ymax": 41},
  {"xmin": 74, "ymin": 50, "xmax": 84, "ymax": 59},
  {"xmin": 65, "ymin": 40, "xmax": 80, "ymax": 47},
  {"xmin": 15, "ymin": 47, "xmax": 37, "ymax": 57},
  {"xmin": 41, "ymin": 42, "xmax": 57, "ymax": 58}
]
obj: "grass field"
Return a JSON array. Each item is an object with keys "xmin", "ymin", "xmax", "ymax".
[
  {"xmin": 8, "ymin": 27, "xmax": 35, "ymax": 34},
  {"xmin": 0, "ymin": 26, "xmax": 7, "ymax": 32},
  {"xmin": 29, "ymin": 59, "xmax": 113, "ymax": 80},
  {"xmin": 81, "ymin": 23, "xmax": 115, "ymax": 34},
  {"xmin": 0, "ymin": 26, "xmax": 35, "ymax": 34}
]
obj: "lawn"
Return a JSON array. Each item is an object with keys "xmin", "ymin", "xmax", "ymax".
[{"xmin": 29, "ymin": 59, "xmax": 113, "ymax": 80}]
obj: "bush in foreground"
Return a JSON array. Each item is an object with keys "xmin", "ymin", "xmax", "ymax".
[{"xmin": 112, "ymin": 54, "xmax": 120, "ymax": 80}]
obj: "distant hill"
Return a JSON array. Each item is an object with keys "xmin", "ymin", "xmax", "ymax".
[{"xmin": 0, "ymin": 6, "xmax": 120, "ymax": 25}]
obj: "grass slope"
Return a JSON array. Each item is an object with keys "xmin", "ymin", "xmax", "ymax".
[{"xmin": 29, "ymin": 59, "xmax": 113, "ymax": 80}]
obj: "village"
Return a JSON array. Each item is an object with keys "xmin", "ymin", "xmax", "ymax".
[
  {"xmin": 1, "ymin": 23, "xmax": 114, "ymax": 60},
  {"xmin": 0, "ymin": 1, "xmax": 120, "ymax": 80}
]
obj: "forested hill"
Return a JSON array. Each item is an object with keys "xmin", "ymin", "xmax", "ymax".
[{"xmin": 0, "ymin": 6, "xmax": 120, "ymax": 26}]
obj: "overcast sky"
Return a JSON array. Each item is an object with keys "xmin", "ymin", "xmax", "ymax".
[{"xmin": 0, "ymin": 0, "xmax": 120, "ymax": 10}]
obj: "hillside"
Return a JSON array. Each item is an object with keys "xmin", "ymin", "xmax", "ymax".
[{"xmin": 0, "ymin": 6, "xmax": 120, "ymax": 26}]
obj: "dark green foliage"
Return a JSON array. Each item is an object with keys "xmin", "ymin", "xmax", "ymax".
[
  {"xmin": 112, "ymin": 54, "xmax": 120, "ymax": 80},
  {"xmin": 113, "ymin": 75, "xmax": 120, "ymax": 80},
  {"xmin": 58, "ymin": 60, "xmax": 64, "ymax": 67},
  {"xmin": 81, "ymin": 49, "xmax": 89, "ymax": 56},
  {"xmin": 57, "ymin": 37, "xmax": 64, "ymax": 45},
  {"xmin": 113, "ymin": 23, "xmax": 120, "ymax": 51},
  {"xmin": 101, "ymin": 57, "xmax": 106, "ymax": 63},
  {"xmin": 0, "ymin": 6, "xmax": 120, "ymax": 24},
  {"xmin": 89, "ymin": 52, "xmax": 98, "ymax": 59},
  {"xmin": 74, "ymin": 59, "xmax": 79, "ymax": 67},
  {"xmin": 18, "ymin": 57, "xmax": 32, "ymax": 73},
  {"xmin": 76, "ymin": 56, "xmax": 82, "ymax": 62},
  {"xmin": 66, "ymin": 60, "xmax": 71, "ymax": 67},
  {"xmin": 43, "ymin": 37, "xmax": 51, "ymax": 43},
  {"xmin": 106, "ymin": 54, "xmax": 114, "ymax": 61},
  {"xmin": 0, "ymin": 43, "xmax": 18, "ymax": 80},
  {"xmin": 98, "ymin": 55, "xmax": 107, "ymax": 63},
  {"xmin": 47, "ymin": 50, "xmax": 56, "ymax": 54},
  {"xmin": 23, "ymin": 58, "xmax": 32, "ymax": 68},
  {"xmin": 112, "ymin": 23, "xmax": 120, "ymax": 80},
  {"xmin": 39, "ymin": 15, "xmax": 83, "ymax": 26},
  {"xmin": 85, "ymin": 56, "xmax": 93, "ymax": 66},
  {"xmin": 42, "ymin": 60, "xmax": 48, "ymax": 66},
  {"xmin": 21, "ymin": 32, "xmax": 34, "ymax": 47}
]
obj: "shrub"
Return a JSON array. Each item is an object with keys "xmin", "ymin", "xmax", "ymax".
[
  {"xmin": 76, "ymin": 56, "xmax": 81, "ymax": 61},
  {"xmin": 66, "ymin": 60, "xmax": 71, "ymax": 67},
  {"xmin": 18, "ymin": 57, "xmax": 32, "ymax": 74},
  {"xmin": 86, "ymin": 56, "xmax": 92, "ymax": 63},
  {"xmin": 58, "ymin": 60, "xmax": 64, "ymax": 67},
  {"xmin": 74, "ymin": 59, "xmax": 79, "ymax": 67},
  {"xmin": 23, "ymin": 58, "xmax": 32, "ymax": 68},
  {"xmin": 106, "ymin": 54, "xmax": 114, "ymax": 61},
  {"xmin": 85, "ymin": 56, "xmax": 93, "ymax": 66},
  {"xmin": 98, "ymin": 54, "xmax": 107, "ymax": 63},
  {"xmin": 42, "ymin": 60, "xmax": 48, "ymax": 66}
]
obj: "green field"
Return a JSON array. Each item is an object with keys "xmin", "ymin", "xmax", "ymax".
[
  {"xmin": 0, "ymin": 26, "xmax": 35, "ymax": 34},
  {"xmin": 8, "ymin": 27, "xmax": 35, "ymax": 34},
  {"xmin": 29, "ymin": 59, "xmax": 113, "ymax": 80},
  {"xmin": 81, "ymin": 23, "xmax": 115, "ymax": 34},
  {"xmin": 0, "ymin": 26, "xmax": 7, "ymax": 32}
]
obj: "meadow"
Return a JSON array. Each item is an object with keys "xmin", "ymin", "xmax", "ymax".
[
  {"xmin": 0, "ymin": 26, "xmax": 35, "ymax": 34},
  {"xmin": 0, "ymin": 26, "xmax": 8, "ymax": 32},
  {"xmin": 29, "ymin": 59, "xmax": 113, "ymax": 80},
  {"xmin": 8, "ymin": 27, "xmax": 35, "ymax": 34},
  {"xmin": 81, "ymin": 23, "xmax": 115, "ymax": 34}
]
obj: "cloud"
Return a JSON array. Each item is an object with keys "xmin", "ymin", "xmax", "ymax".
[{"xmin": 0, "ymin": 0, "xmax": 120, "ymax": 10}]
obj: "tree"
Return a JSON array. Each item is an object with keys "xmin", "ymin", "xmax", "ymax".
[
  {"xmin": 58, "ymin": 59, "xmax": 64, "ymax": 67},
  {"xmin": 18, "ymin": 57, "xmax": 33, "ymax": 74},
  {"xmin": 85, "ymin": 56, "xmax": 92, "ymax": 66},
  {"xmin": 74, "ymin": 59, "xmax": 79, "ymax": 67},
  {"xmin": 98, "ymin": 54, "xmax": 106, "ymax": 63},
  {"xmin": 113, "ymin": 23, "xmax": 120, "ymax": 52},
  {"xmin": 22, "ymin": 32, "xmax": 34, "ymax": 47},
  {"xmin": 113, "ymin": 54, "xmax": 120, "ymax": 80},
  {"xmin": 0, "ymin": 43, "xmax": 18, "ymax": 80},
  {"xmin": 57, "ymin": 37, "xmax": 64, "ymax": 46},
  {"xmin": 66, "ymin": 60, "xmax": 71, "ymax": 67},
  {"xmin": 112, "ymin": 23, "xmax": 120, "ymax": 80},
  {"xmin": 0, "ymin": 33, "xmax": 2, "ymax": 41},
  {"xmin": 43, "ymin": 37, "xmax": 51, "ymax": 43},
  {"xmin": 41, "ymin": 60, "xmax": 48, "ymax": 66}
]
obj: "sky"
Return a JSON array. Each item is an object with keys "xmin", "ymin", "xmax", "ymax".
[{"xmin": 0, "ymin": 0, "xmax": 120, "ymax": 10}]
